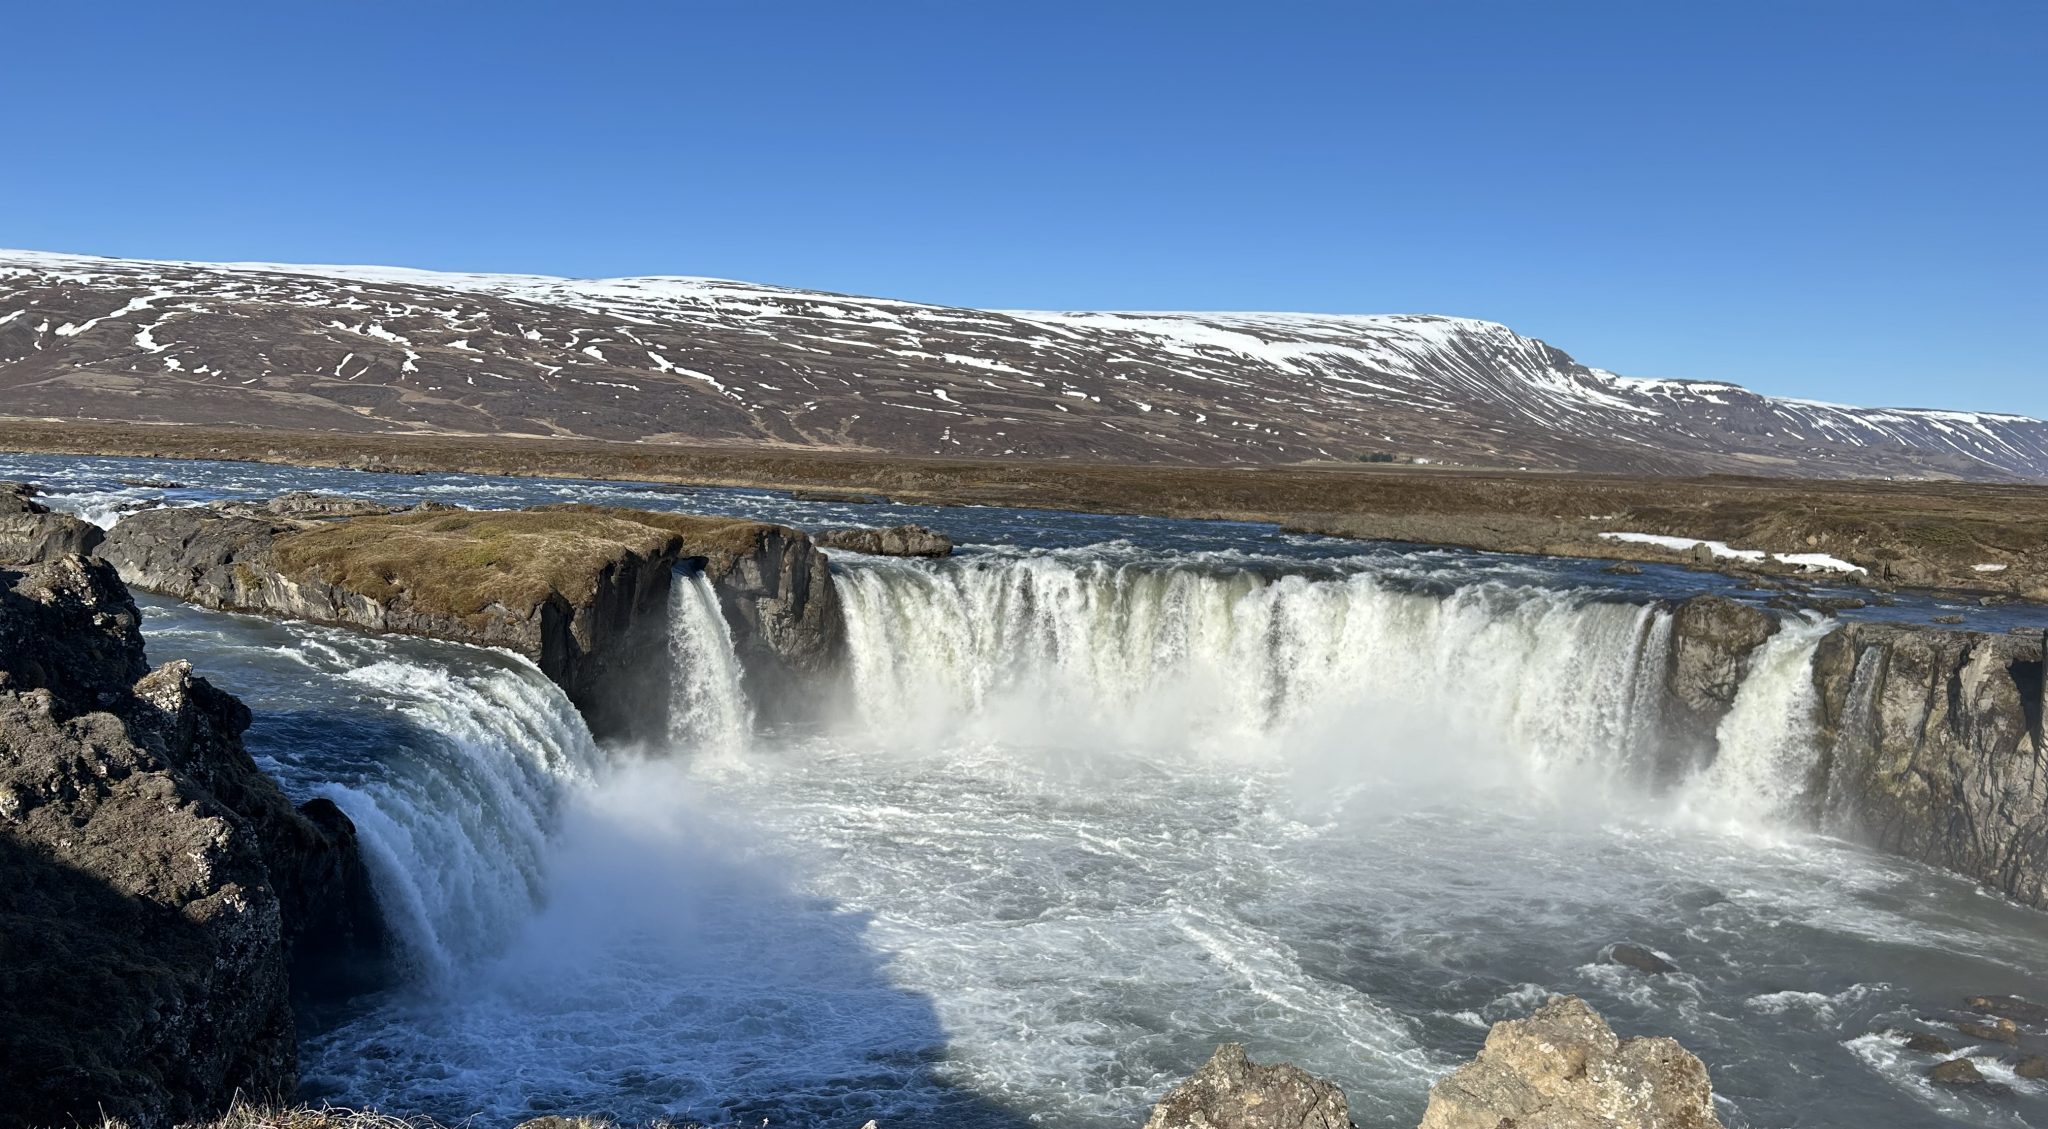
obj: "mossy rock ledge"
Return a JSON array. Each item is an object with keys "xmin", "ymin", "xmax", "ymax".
[{"xmin": 99, "ymin": 501, "xmax": 844, "ymax": 741}]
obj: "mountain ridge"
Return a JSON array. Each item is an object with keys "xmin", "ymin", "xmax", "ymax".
[{"xmin": 3, "ymin": 248, "xmax": 2043, "ymax": 480}]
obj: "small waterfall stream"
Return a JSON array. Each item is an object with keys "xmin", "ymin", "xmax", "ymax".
[{"xmin": 665, "ymin": 568, "xmax": 754, "ymax": 757}]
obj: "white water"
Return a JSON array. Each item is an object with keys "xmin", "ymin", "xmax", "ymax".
[
  {"xmin": 319, "ymin": 654, "xmax": 605, "ymax": 981},
  {"xmin": 1680, "ymin": 617, "xmax": 1835, "ymax": 827},
  {"xmin": 838, "ymin": 554, "xmax": 1674, "ymax": 797},
  {"xmin": 665, "ymin": 569, "xmax": 753, "ymax": 758},
  {"xmin": 125, "ymin": 550, "xmax": 2048, "ymax": 1129}
]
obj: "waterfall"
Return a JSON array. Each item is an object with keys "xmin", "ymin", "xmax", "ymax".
[
  {"xmin": 299, "ymin": 652, "xmax": 604, "ymax": 985},
  {"xmin": 666, "ymin": 568, "xmax": 754, "ymax": 755},
  {"xmin": 834, "ymin": 554, "xmax": 1681, "ymax": 791},
  {"xmin": 1680, "ymin": 617, "xmax": 1834, "ymax": 824}
]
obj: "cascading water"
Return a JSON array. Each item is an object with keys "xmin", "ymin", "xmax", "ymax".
[
  {"xmin": 310, "ymin": 654, "xmax": 605, "ymax": 981},
  {"xmin": 665, "ymin": 568, "xmax": 753, "ymax": 757},
  {"xmin": 1681, "ymin": 617, "xmax": 1835, "ymax": 826},
  {"xmin": 136, "ymin": 601, "xmax": 611, "ymax": 984},
  {"xmin": 836, "ymin": 553, "xmax": 1679, "ymax": 798},
  {"xmin": 60, "ymin": 445, "xmax": 2045, "ymax": 1129}
]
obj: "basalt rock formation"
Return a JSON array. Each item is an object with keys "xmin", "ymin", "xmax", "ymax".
[
  {"xmin": 1660, "ymin": 595, "xmax": 1781, "ymax": 783},
  {"xmin": 1810, "ymin": 621, "xmax": 2048, "ymax": 908},
  {"xmin": 0, "ymin": 555, "xmax": 377, "ymax": 1129},
  {"xmin": 98, "ymin": 500, "xmax": 844, "ymax": 741},
  {"xmin": 0, "ymin": 479, "xmax": 103, "ymax": 564},
  {"xmin": 1417, "ymin": 995, "xmax": 1724, "ymax": 1129}
]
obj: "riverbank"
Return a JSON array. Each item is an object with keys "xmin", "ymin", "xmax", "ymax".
[{"xmin": 5, "ymin": 420, "xmax": 2046, "ymax": 602}]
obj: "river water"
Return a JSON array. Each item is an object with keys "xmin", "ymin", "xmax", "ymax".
[{"xmin": 7, "ymin": 452, "xmax": 2048, "ymax": 1128}]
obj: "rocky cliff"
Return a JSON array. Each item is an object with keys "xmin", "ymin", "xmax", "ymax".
[
  {"xmin": 0, "ymin": 480, "xmax": 104, "ymax": 564},
  {"xmin": 98, "ymin": 500, "xmax": 844, "ymax": 741},
  {"xmin": 1810, "ymin": 621, "xmax": 2048, "ymax": 907},
  {"xmin": 0, "ymin": 555, "xmax": 378, "ymax": 1129}
]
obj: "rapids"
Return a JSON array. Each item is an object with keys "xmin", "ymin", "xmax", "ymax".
[{"xmin": 7, "ymin": 452, "xmax": 2048, "ymax": 1128}]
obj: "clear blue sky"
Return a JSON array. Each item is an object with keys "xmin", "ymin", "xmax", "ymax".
[{"xmin": 4, "ymin": 1, "xmax": 2042, "ymax": 414}]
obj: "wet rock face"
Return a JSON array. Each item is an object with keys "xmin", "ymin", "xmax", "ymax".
[
  {"xmin": 1418, "ymin": 995, "xmax": 1724, "ymax": 1129},
  {"xmin": 0, "ymin": 479, "xmax": 104, "ymax": 564},
  {"xmin": 1810, "ymin": 622, "xmax": 2048, "ymax": 909},
  {"xmin": 815, "ymin": 523, "xmax": 955, "ymax": 558},
  {"xmin": 1661, "ymin": 595, "xmax": 1780, "ymax": 782},
  {"xmin": 1930, "ymin": 1057, "xmax": 1986, "ymax": 1086},
  {"xmin": 1142, "ymin": 1043, "xmax": 1355, "ymax": 1129},
  {"xmin": 707, "ymin": 523, "xmax": 846, "ymax": 721},
  {"xmin": 1605, "ymin": 942, "xmax": 1680, "ymax": 975},
  {"xmin": 0, "ymin": 556, "xmax": 377, "ymax": 1129}
]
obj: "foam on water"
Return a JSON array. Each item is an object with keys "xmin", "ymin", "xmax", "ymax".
[
  {"xmin": 54, "ymin": 488, "xmax": 2048, "ymax": 1129},
  {"xmin": 836, "ymin": 553, "xmax": 1673, "ymax": 798}
]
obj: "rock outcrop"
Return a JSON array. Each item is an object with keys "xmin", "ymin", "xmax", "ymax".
[
  {"xmin": 1143, "ymin": 1043, "xmax": 1355, "ymax": 1129},
  {"xmin": 1659, "ymin": 595, "xmax": 1780, "ymax": 783},
  {"xmin": 99, "ymin": 500, "xmax": 845, "ymax": 741},
  {"xmin": 1418, "ymin": 995, "xmax": 1724, "ymax": 1129},
  {"xmin": 0, "ymin": 479, "xmax": 104, "ymax": 564},
  {"xmin": 815, "ymin": 523, "xmax": 955, "ymax": 557},
  {"xmin": 1810, "ymin": 622, "xmax": 2048, "ymax": 908},
  {"xmin": 0, "ymin": 555, "xmax": 377, "ymax": 1129}
]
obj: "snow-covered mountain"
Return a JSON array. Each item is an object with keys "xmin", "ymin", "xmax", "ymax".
[{"xmin": 2, "ymin": 248, "xmax": 2042, "ymax": 480}]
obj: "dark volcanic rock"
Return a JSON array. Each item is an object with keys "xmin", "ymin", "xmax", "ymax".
[
  {"xmin": 1142, "ymin": 1043, "xmax": 1354, "ymax": 1129},
  {"xmin": 1957, "ymin": 1018, "xmax": 2021, "ymax": 1045},
  {"xmin": 0, "ymin": 556, "xmax": 376, "ymax": 1129},
  {"xmin": 1810, "ymin": 623, "xmax": 2048, "ymax": 908},
  {"xmin": 1930, "ymin": 1057, "xmax": 1986, "ymax": 1086},
  {"xmin": 1661, "ymin": 595, "xmax": 1781, "ymax": 782},
  {"xmin": 706, "ymin": 522, "xmax": 846, "ymax": 719},
  {"xmin": 816, "ymin": 523, "xmax": 955, "ymax": 557},
  {"xmin": 1969, "ymin": 995, "xmax": 2048, "ymax": 1025},
  {"xmin": 0, "ymin": 480, "xmax": 104, "ymax": 565},
  {"xmin": 1897, "ymin": 1030, "xmax": 1955, "ymax": 1055},
  {"xmin": 1606, "ymin": 942, "xmax": 1680, "ymax": 974},
  {"xmin": 1419, "ymin": 995, "xmax": 1723, "ymax": 1129}
]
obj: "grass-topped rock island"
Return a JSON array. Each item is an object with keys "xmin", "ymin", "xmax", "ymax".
[{"xmin": 98, "ymin": 500, "xmax": 843, "ymax": 741}]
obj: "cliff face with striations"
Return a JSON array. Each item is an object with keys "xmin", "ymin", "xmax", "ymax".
[
  {"xmin": 0, "ymin": 555, "xmax": 378, "ymax": 1129},
  {"xmin": 98, "ymin": 500, "xmax": 845, "ymax": 742},
  {"xmin": 1810, "ymin": 622, "xmax": 2048, "ymax": 907}
]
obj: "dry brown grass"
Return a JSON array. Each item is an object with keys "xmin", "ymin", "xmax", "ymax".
[
  {"xmin": 270, "ymin": 508, "xmax": 782, "ymax": 624},
  {"xmin": 9, "ymin": 419, "xmax": 2048, "ymax": 596}
]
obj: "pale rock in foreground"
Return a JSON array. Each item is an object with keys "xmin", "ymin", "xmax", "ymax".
[
  {"xmin": 1144, "ymin": 1043, "xmax": 1355, "ymax": 1129},
  {"xmin": 1419, "ymin": 995, "xmax": 1723, "ymax": 1129}
]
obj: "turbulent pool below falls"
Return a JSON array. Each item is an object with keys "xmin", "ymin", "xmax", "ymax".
[{"xmin": 18, "ymin": 455, "xmax": 2046, "ymax": 1129}]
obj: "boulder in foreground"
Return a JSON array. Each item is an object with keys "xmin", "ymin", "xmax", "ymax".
[
  {"xmin": 1418, "ymin": 995, "xmax": 1723, "ymax": 1129},
  {"xmin": 1143, "ymin": 1043, "xmax": 1355, "ymax": 1129}
]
